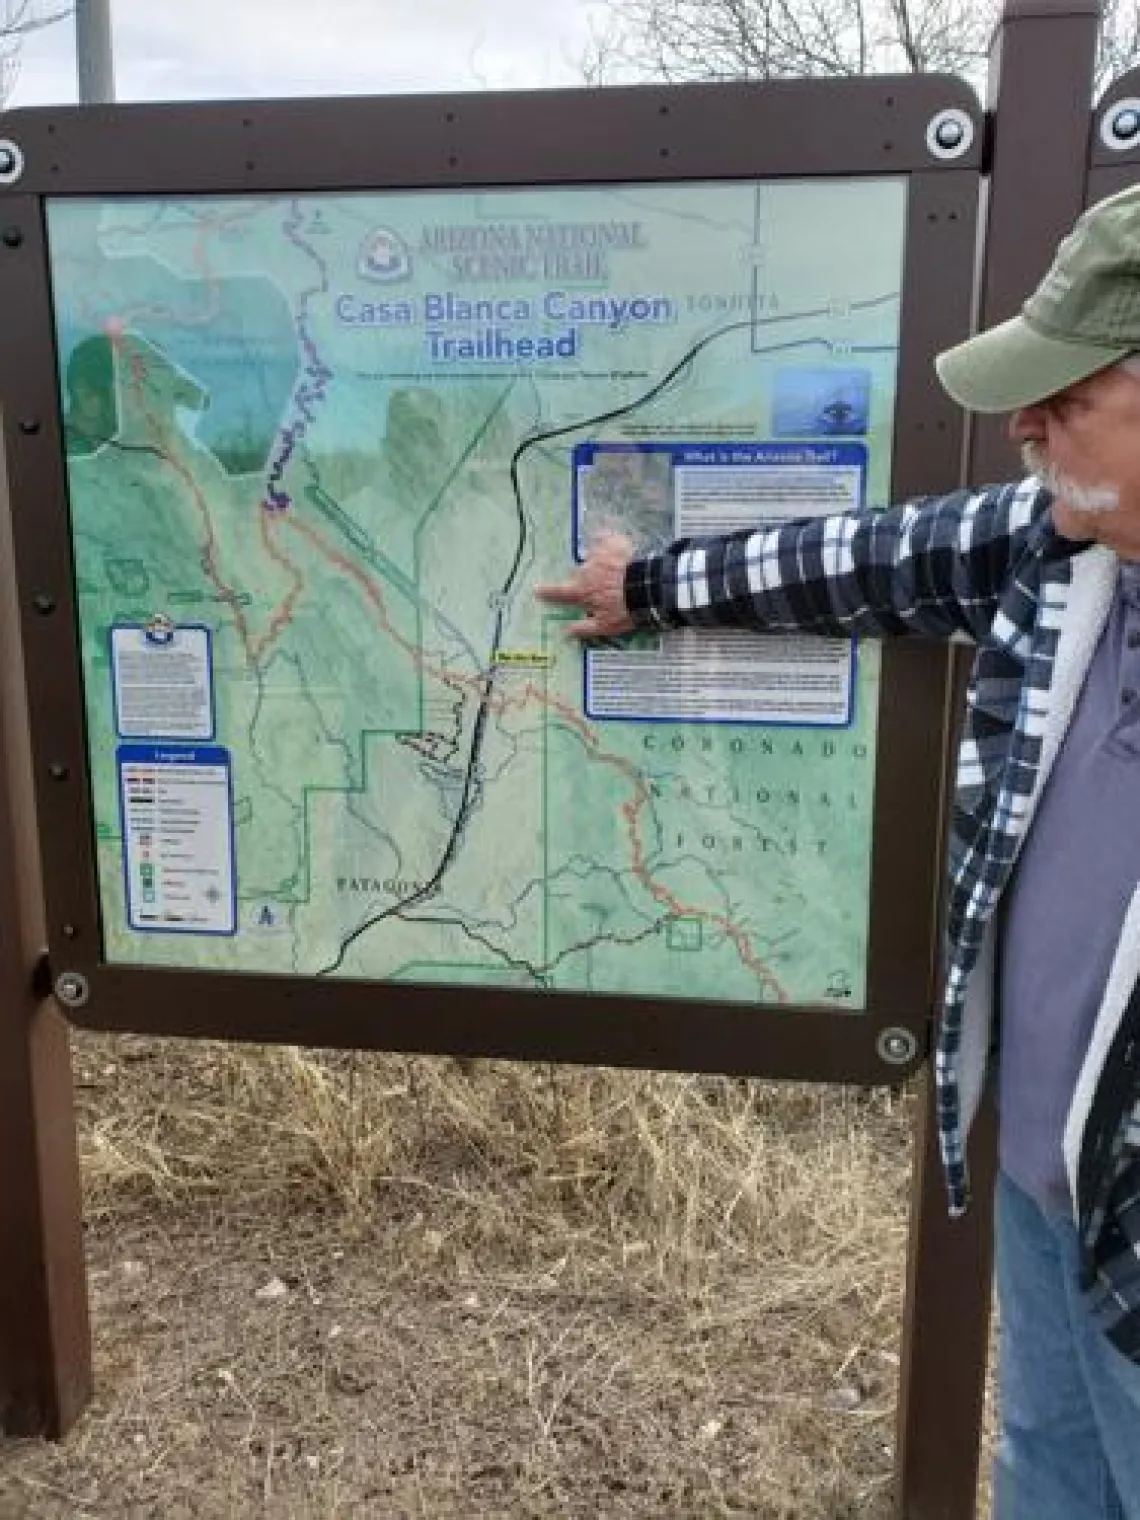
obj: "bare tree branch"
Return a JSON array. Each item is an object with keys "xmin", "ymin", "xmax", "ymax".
[
  {"xmin": 581, "ymin": 0, "xmax": 1138, "ymax": 89},
  {"xmin": 0, "ymin": 1, "xmax": 72, "ymax": 108},
  {"xmin": 1, "ymin": 0, "xmax": 70, "ymax": 40},
  {"xmin": 1097, "ymin": 0, "xmax": 1140, "ymax": 94}
]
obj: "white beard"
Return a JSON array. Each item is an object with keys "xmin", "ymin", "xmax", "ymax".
[{"xmin": 1022, "ymin": 442, "xmax": 1120, "ymax": 514}]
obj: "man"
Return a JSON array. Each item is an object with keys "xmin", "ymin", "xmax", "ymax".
[{"xmin": 538, "ymin": 185, "xmax": 1140, "ymax": 1518}]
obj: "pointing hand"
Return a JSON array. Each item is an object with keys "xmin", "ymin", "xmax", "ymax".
[{"xmin": 535, "ymin": 531, "xmax": 637, "ymax": 639}]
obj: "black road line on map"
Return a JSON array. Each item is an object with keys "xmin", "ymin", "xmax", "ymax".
[
  {"xmin": 397, "ymin": 909, "xmax": 667, "ymax": 981},
  {"xmin": 316, "ymin": 295, "xmax": 897, "ymax": 976}
]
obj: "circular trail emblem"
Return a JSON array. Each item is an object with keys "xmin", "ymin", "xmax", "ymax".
[
  {"xmin": 144, "ymin": 613, "xmax": 176, "ymax": 646},
  {"xmin": 358, "ymin": 227, "xmax": 413, "ymax": 283}
]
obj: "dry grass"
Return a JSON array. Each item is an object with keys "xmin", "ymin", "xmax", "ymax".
[{"xmin": 0, "ymin": 1035, "xmax": 995, "ymax": 1518}]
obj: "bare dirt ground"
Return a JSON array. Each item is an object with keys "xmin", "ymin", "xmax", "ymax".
[{"xmin": 0, "ymin": 1034, "xmax": 995, "ymax": 1518}]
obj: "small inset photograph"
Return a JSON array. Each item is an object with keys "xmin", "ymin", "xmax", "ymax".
[
  {"xmin": 771, "ymin": 367, "xmax": 871, "ymax": 436},
  {"xmin": 575, "ymin": 445, "xmax": 674, "ymax": 557}
]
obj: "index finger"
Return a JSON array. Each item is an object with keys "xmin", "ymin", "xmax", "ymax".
[{"xmin": 534, "ymin": 578, "xmax": 585, "ymax": 605}]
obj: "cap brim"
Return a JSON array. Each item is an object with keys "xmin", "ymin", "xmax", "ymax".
[{"xmin": 935, "ymin": 314, "xmax": 1131, "ymax": 413}]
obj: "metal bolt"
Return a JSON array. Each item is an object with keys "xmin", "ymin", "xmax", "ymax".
[
  {"xmin": 1101, "ymin": 99, "xmax": 1140, "ymax": 152},
  {"xmin": 877, "ymin": 1027, "xmax": 919, "ymax": 1066},
  {"xmin": 33, "ymin": 593, "xmax": 56, "ymax": 615},
  {"xmin": 925, "ymin": 108, "xmax": 974, "ymax": 162},
  {"xmin": 18, "ymin": 418, "xmax": 40, "ymax": 436},
  {"xmin": 48, "ymin": 762, "xmax": 69, "ymax": 781},
  {"xmin": 1, "ymin": 226, "xmax": 22, "ymax": 248},
  {"xmin": 0, "ymin": 139, "xmax": 25, "ymax": 184},
  {"xmin": 54, "ymin": 971, "xmax": 89, "ymax": 1008},
  {"xmin": 936, "ymin": 120, "xmax": 964, "ymax": 150},
  {"xmin": 61, "ymin": 923, "xmax": 78, "ymax": 939}
]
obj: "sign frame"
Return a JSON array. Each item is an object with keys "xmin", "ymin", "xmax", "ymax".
[{"xmin": 0, "ymin": 76, "xmax": 982, "ymax": 1083}]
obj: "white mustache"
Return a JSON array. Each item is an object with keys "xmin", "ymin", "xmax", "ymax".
[{"xmin": 1022, "ymin": 443, "xmax": 1120, "ymax": 514}]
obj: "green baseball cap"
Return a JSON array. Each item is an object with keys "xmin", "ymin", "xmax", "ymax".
[{"xmin": 935, "ymin": 185, "xmax": 1140, "ymax": 413}]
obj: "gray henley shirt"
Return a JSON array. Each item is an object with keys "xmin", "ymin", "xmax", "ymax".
[{"xmin": 1000, "ymin": 560, "xmax": 1140, "ymax": 1217}]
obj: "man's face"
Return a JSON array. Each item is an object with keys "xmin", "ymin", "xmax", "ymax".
[{"xmin": 1008, "ymin": 365, "xmax": 1140, "ymax": 557}]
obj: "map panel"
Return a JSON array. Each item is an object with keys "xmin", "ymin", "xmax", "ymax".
[{"xmin": 45, "ymin": 177, "xmax": 908, "ymax": 1009}]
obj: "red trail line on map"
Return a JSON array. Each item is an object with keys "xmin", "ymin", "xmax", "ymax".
[
  {"xmin": 114, "ymin": 337, "xmax": 256, "ymax": 659},
  {"xmin": 105, "ymin": 208, "xmax": 311, "ymax": 666},
  {"xmin": 283, "ymin": 511, "xmax": 787, "ymax": 1002}
]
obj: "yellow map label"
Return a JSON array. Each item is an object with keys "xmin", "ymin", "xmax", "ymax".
[{"xmin": 493, "ymin": 650, "xmax": 555, "ymax": 668}]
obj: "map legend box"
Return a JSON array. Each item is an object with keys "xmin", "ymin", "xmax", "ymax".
[{"xmin": 118, "ymin": 744, "xmax": 236, "ymax": 935}]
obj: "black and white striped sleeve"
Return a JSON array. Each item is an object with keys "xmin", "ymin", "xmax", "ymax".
[{"xmin": 623, "ymin": 479, "xmax": 1048, "ymax": 644}]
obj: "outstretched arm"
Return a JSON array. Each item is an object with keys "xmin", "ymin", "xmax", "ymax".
[{"xmin": 538, "ymin": 479, "xmax": 1051, "ymax": 645}]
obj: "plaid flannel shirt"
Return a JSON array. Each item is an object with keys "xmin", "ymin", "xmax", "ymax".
[{"xmin": 624, "ymin": 476, "xmax": 1140, "ymax": 1361}]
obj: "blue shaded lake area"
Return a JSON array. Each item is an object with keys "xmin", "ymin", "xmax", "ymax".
[{"xmin": 55, "ymin": 256, "xmax": 298, "ymax": 476}]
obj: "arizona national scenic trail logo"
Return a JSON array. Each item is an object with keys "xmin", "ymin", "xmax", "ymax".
[
  {"xmin": 358, "ymin": 227, "xmax": 413, "ymax": 284},
  {"xmin": 143, "ymin": 612, "xmax": 176, "ymax": 646}
]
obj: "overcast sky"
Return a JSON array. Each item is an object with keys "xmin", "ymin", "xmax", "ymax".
[{"xmin": 7, "ymin": 0, "xmax": 604, "ymax": 107}]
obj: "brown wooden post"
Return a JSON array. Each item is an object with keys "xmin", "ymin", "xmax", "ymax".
[
  {"xmin": 894, "ymin": 2, "xmax": 1100, "ymax": 1515},
  {"xmin": 895, "ymin": 1078, "xmax": 998, "ymax": 1520},
  {"xmin": 971, "ymin": 0, "xmax": 1101, "ymax": 486},
  {"xmin": 0, "ymin": 424, "xmax": 91, "ymax": 1438}
]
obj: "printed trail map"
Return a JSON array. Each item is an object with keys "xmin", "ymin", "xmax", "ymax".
[{"xmin": 48, "ymin": 177, "xmax": 906, "ymax": 1008}]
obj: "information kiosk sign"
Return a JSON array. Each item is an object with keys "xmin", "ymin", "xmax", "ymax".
[{"xmin": 0, "ymin": 79, "xmax": 981, "ymax": 1081}]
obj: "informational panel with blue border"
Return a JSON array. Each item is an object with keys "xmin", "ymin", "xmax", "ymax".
[{"xmin": 575, "ymin": 442, "xmax": 863, "ymax": 727}]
